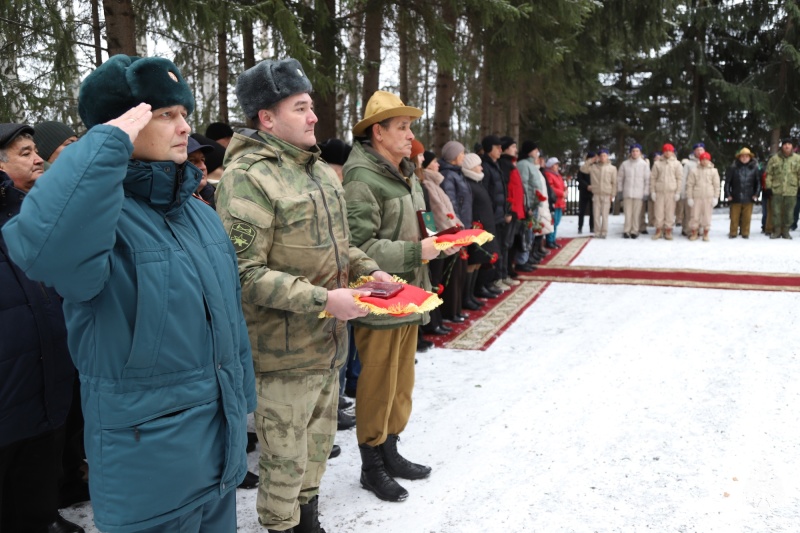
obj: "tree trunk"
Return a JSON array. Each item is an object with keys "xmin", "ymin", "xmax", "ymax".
[
  {"xmin": 432, "ymin": 1, "xmax": 456, "ymax": 154},
  {"xmin": 314, "ymin": 0, "xmax": 338, "ymax": 141},
  {"xmin": 218, "ymin": 25, "xmax": 229, "ymax": 123},
  {"xmin": 242, "ymin": 18, "xmax": 256, "ymax": 70},
  {"xmin": 102, "ymin": 0, "xmax": 137, "ymax": 56},
  {"xmin": 0, "ymin": 34, "xmax": 22, "ymax": 121},
  {"xmin": 479, "ymin": 61, "xmax": 492, "ymax": 138},
  {"xmin": 507, "ymin": 91, "xmax": 519, "ymax": 144},
  {"xmin": 361, "ymin": 0, "xmax": 383, "ymax": 117},
  {"xmin": 346, "ymin": 10, "xmax": 363, "ymax": 135},
  {"xmin": 432, "ymin": 68, "xmax": 454, "ymax": 155},
  {"xmin": 91, "ymin": 0, "xmax": 103, "ymax": 66},
  {"xmin": 398, "ymin": 6, "xmax": 408, "ymax": 103}
]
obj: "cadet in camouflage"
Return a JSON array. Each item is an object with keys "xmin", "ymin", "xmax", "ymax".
[
  {"xmin": 215, "ymin": 58, "xmax": 389, "ymax": 532},
  {"xmin": 765, "ymin": 138, "xmax": 800, "ymax": 239}
]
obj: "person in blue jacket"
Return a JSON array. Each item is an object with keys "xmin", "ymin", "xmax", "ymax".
[{"xmin": 2, "ymin": 55, "xmax": 256, "ymax": 533}]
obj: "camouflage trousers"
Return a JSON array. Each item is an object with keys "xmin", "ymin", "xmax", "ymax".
[{"xmin": 254, "ymin": 369, "xmax": 338, "ymax": 530}]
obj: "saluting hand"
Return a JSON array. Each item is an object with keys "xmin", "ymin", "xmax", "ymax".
[{"xmin": 105, "ymin": 103, "xmax": 152, "ymax": 144}]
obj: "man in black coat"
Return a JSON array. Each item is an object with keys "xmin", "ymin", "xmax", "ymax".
[
  {"xmin": 724, "ymin": 147, "xmax": 761, "ymax": 238},
  {"xmin": 0, "ymin": 123, "xmax": 83, "ymax": 532},
  {"xmin": 576, "ymin": 152, "xmax": 595, "ymax": 233},
  {"xmin": 481, "ymin": 135, "xmax": 513, "ymax": 291}
]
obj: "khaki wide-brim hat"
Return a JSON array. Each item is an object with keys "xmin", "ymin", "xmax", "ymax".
[
  {"xmin": 736, "ymin": 147, "xmax": 754, "ymax": 158},
  {"xmin": 352, "ymin": 90, "xmax": 423, "ymax": 136}
]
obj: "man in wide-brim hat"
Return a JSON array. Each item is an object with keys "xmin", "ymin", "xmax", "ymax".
[
  {"xmin": 343, "ymin": 91, "xmax": 459, "ymax": 503},
  {"xmin": 725, "ymin": 147, "xmax": 766, "ymax": 239},
  {"xmin": 725, "ymin": 147, "xmax": 761, "ymax": 238}
]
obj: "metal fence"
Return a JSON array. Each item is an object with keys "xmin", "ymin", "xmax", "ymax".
[{"xmin": 561, "ymin": 174, "xmax": 761, "ymax": 216}]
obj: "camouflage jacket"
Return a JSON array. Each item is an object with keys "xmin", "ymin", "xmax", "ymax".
[
  {"xmin": 765, "ymin": 152, "xmax": 800, "ymax": 197},
  {"xmin": 343, "ymin": 141, "xmax": 431, "ymax": 329},
  {"xmin": 216, "ymin": 131, "xmax": 379, "ymax": 373}
]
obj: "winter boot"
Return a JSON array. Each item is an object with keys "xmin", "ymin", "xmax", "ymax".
[
  {"xmin": 46, "ymin": 516, "xmax": 85, "ymax": 533},
  {"xmin": 652, "ymin": 228, "xmax": 662, "ymax": 240},
  {"xmin": 295, "ymin": 495, "xmax": 327, "ymax": 533},
  {"xmin": 465, "ymin": 271, "xmax": 484, "ymax": 308},
  {"xmin": 359, "ymin": 444, "xmax": 408, "ymax": 502},
  {"xmin": 337, "ymin": 409, "xmax": 356, "ymax": 430},
  {"xmin": 461, "ymin": 272, "xmax": 482, "ymax": 310},
  {"xmin": 689, "ymin": 230, "xmax": 698, "ymax": 241},
  {"xmin": 380, "ymin": 434, "xmax": 432, "ymax": 480},
  {"xmin": 703, "ymin": 229, "xmax": 710, "ymax": 242},
  {"xmin": 665, "ymin": 228, "xmax": 673, "ymax": 240}
]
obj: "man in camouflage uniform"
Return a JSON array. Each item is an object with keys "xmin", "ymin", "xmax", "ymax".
[
  {"xmin": 215, "ymin": 58, "xmax": 389, "ymax": 533},
  {"xmin": 343, "ymin": 91, "xmax": 459, "ymax": 503},
  {"xmin": 765, "ymin": 137, "xmax": 800, "ymax": 239}
]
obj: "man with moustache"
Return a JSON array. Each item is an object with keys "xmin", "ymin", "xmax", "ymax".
[{"xmin": 343, "ymin": 91, "xmax": 459, "ymax": 503}]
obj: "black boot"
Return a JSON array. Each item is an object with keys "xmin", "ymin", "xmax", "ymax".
[
  {"xmin": 465, "ymin": 271, "xmax": 484, "ymax": 308},
  {"xmin": 329, "ymin": 444, "xmax": 341, "ymax": 459},
  {"xmin": 338, "ymin": 395, "xmax": 353, "ymax": 410},
  {"xmin": 474, "ymin": 284, "xmax": 498, "ymax": 299},
  {"xmin": 47, "ymin": 516, "xmax": 85, "ymax": 533},
  {"xmin": 295, "ymin": 495, "xmax": 327, "ymax": 533},
  {"xmin": 380, "ymin": 434, "xmax": 431, "ymax": 480},
  {"xmin": 337, "ymin": 409, "xmax": 356, "ymax": 430},
  {"xmin": 358, "ymin": 444, "xmax": 408, "ymax": 502},
  {"xmin": 238, "ymin": 470, "xmax": 259, "ymax": 489}
]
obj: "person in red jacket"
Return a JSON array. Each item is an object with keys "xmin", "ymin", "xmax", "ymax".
[
  {"xmin": 505, "ymin": 151, "xmax": 529, "ymax": 274},
  {"xmin": 543, "ymin": 157, "xmax": 566, "ymax": 248}
]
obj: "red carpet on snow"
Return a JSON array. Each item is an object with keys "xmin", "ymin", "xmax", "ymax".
[{"xmin": 425, "ymin": 236, "xmax": 800, "ymax": 351}]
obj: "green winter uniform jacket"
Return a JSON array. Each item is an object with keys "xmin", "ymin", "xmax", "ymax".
[
  {"xmin": 216, "ymin": 131, "xmax": 379, "ymax": 373},
  {"xmin": 765, "ymin": 152, "xmax": 800, "ymax": 197},
  {"xmin": 343, "ymin": 141, "xmax": 431, "ymax": 329}
]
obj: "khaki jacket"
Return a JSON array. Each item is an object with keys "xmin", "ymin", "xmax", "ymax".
[
  {"xmin": 686, "ymin": 163, "xmax": 721, "ymax": 201},
  {"xmin": 216, "ymin": 131, "xmax": 379, "ymax": 373},
  {"xmin": 343, "ymin": 141, "xmax": 432, "ymax": 329},
  {"xmin": 650, "ymin": 154, "xmax": 683, "ymax": 195},
  {"xmin": 580, "ymin": 161, "xmax": 617, "ymax": 196}
]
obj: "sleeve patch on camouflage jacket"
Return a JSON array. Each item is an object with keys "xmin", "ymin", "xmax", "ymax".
[{"xmin": 230, "ymin": 222, "xmax": 256, "ymax": 253}]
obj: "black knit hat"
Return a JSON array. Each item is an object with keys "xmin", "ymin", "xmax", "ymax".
[
  {"xmin": 520, "ymin": 140, "xmax": 538, "ymax": 157},
  {"xmin": 205, "ymin": 122, "xmax": 234, "ymax": 141},
  {"xmin": 79, "ymin": 55, "xmax": 195, "ymax": 128},
  {"xmin": 422, "ymin": 150, "xmax": 437, "ymax": 168},
  {"xmin": 236, "ymin": 58, "xmax": 312, "ymax": 120},
  {"xmin": 500, "ymin": 136, "xmax": 516, "ymax": 151},
  {"xmin": 0, "ymin": 123, "xmax": 35, "ymax": 150},
  {"xmin": 319, "ymin": 138, "xmax": 352, "ymax": 166},
  {"xmin": 481, "ymin": 135, "xmax": 502, "ymax": 153},
  {"xmin": 33, "ymin": 121, "xmax": 77, "ymax": 161}
]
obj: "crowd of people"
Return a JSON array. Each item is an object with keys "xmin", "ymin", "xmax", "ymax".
[{"xmin": 1, "ymin": 52, "xmax": 797, "ymax": 533}]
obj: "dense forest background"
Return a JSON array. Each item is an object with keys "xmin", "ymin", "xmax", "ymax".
[{"xmin": 2, "ymin": 0, "xmax": 800, "ymax": 166}]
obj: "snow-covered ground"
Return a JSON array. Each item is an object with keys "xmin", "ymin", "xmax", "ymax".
[{"xmin": 63, "ymin": 212, "xmax": 800, "ymax": 532}]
